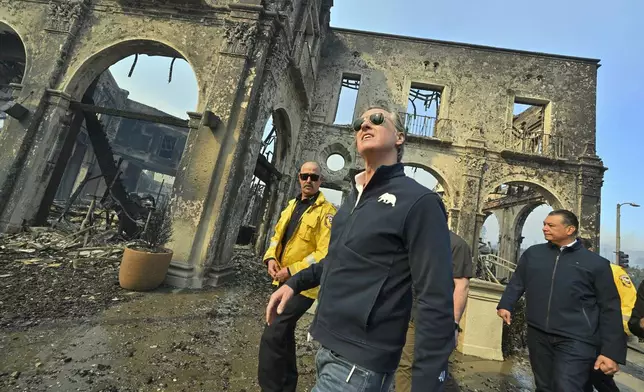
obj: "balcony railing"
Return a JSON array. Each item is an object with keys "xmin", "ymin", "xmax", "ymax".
[
  {"xmin": 401, "ymin": 113, "xmax": 437, "ymax": 138},
  {"xmin": 504, "ymin": 128, "xmax": 565, "ymax": 159}
]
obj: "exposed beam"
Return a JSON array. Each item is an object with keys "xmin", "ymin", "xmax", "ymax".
[{"xmin": 70, "ymin": 101, "xmax": 189, "ymax": 128}]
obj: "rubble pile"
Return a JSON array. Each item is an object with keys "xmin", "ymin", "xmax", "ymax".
[{"xmin": 0, "ymin": 226, "xmax": 140, "ymax": 330}]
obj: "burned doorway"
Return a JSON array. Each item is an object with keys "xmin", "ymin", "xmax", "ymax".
[
  {"xmin": 0, "ymin": 22, "xmax": 26, "ymax": 131},
  {"xmin": 37, "ymin": 41, "xmax": 198, "ymax": 241},
  {"xmin": 237, "ymin": 109, "xmax": 291, "ymax": 251}
]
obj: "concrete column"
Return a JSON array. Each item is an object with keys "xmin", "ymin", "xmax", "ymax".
[
  {"xmin": 0, "ymin": 90, "xmax": 75, "ymax": 231},
  {"xmin": 165, "ymin": 16, "xmax": 274, "ymax": 288},
  {"xmin": 454, "ymin": 147, "xmax": 486, "ymax": 250},
  {"xmin": 577, "ymin": 175, "xmax": 603, "ymax": 250},
  {"xmin": 576, "ymin": 153, "xmax": 606, "ymax": 252},
  {"xmin": 457, "ymin": 278, "xmax": 505, "ymax": 361},
  {"xmin": 495, "ymin": 205, "xmax": 526, "ymax": 265}
]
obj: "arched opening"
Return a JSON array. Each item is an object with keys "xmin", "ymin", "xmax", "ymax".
[
  {"xmin": 237, "ymin": 109, "xmax": 292, "ymax": 247},
  {"xmin": 37, "ymin": 41, "xmax": 198, "ymax": 240},
  {"xmin": 479, "ymin": 181, "xmax": 563, "ymax": 282},
  {"xmin": 517, "ymin": 203, "xmax": 553, "ymax": 254},
  {"xmin": 403, "ymin": 164, "xmax": 452, "ymax": 209},
  {"xmin": 0, "ymin": 22, "xmax": 27, "ymax": 130},
  {"xmin": 481, "ymin": 213, "xmax": 500, "ymax": 254}
]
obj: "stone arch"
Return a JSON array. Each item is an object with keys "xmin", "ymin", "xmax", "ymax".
[
  {"xmin": 403, "ymin": 162, "xmax": 453, "ymax": 209},
  {"xmin": 481, "ymin": 176, "xmax": 566, "ymax": 214},
  {"xmin": 0, "ymin": 21, "xmax": 27, "ymax": 84},
  {"xmin": 271, "ymin": 108, "xmax": 292, "ymax": 171},
  {"xmin": 1, "ymin": 21, "xmax": 28, "ymax": 129},
  {"xmin": 63, "ymin": 39, "xmax": 201, "ymax": 107},
  {"xmin": 481, "ymin": 178, "xmax": 562, "ymax": 268}
]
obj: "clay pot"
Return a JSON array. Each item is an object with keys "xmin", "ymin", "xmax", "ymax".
[{"xmin": 119, "ymin": 246, "xmax": 173, "ymax": 291}]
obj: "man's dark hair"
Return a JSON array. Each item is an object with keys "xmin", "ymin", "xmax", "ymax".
[
  {"xmin": 548, "ymin": 209, "xmax": 579, "ymax": 235},
  {"xmin": 580, "ymin": 237, "xmax": 593, "ymax": 250}
]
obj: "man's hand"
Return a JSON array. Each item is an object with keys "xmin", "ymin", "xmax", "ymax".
[
  {"xmin": 267, "ymin": 259, "xmax": 279, "ymax": 279},
  {"xmin": 640, "ymin": 317, "xmax": 644, "ymax": 330},
  {"xmin": 497, "ymin": 309, "xmax": 512, "ymax": 325},
  {"xmin": 594, "ymin": 355, "xmax": 619, "ymax": 375},
  {"xmin": 266, "ymin": 284, "xmax": 295, "ymax": 325},
  {"xmin": 275, "ymin": 267, "xmax": 290, "ymax": 283}
]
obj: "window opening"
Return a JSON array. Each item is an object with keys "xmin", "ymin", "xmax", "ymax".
[
  {"xmin": 405, "ymin": 85, "xmax": 442, "ymax": 137},
  {"xmin": 159, "ymin": 135, "xmax": 177, "ymax": 159},
  {"xmin": 511, "ymin": 100, "xmax": 547, "ymax": 156},
  {"xmin": 333, "ymin": 75, "xmax": 361, "ymax": 125},
  {"xmin": 326, "ymin": 153, "xmax": 345, "ymax": 172},
  {"xmin": 260, "ymin": 117, "xmax": 277, "ymax": 163}
]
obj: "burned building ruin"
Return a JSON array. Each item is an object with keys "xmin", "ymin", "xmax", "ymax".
[{"xmin": 0, "ymin": 0, "xmax": 606, "ymax": 288}]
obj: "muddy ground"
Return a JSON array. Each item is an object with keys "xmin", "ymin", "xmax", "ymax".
[{"xmin": 1, "ymin": 244, "xmax": 643, "ymax": 391}]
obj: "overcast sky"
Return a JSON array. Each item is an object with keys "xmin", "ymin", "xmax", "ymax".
[{"xmin": 107, "ymin": 0, "xmax": 644, "ymax": 258}]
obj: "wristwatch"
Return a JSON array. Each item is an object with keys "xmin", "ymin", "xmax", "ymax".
[{"xmin": 455, "ymin": 322, "xmax": 462, "ymax": 332}]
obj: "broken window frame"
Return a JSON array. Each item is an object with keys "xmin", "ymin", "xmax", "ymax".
[
  {"xmin": 260, "ymin": 123, "xmax": 277, "ymax": 163},
  {"xmin": 404, "ymin": 83, "xmax": 443, "ymax": 138},
  {"xmin": 508, "ymin": 98, "xmax": 561, "ymax": 157},
  {"xmin": 158, "ymin": 134, "xmax": 177, "ymax": 159},
  {"xmin": 333, "ymin": 74, "xmax": 361, "ymax": 125}
]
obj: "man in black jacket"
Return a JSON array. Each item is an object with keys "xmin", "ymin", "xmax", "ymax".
[
  {"xmin": 628, "ymin": 281, "xmax": 644, "ymax": 338},
  {"xmin": 497, "ymin": 210, "xmax": 626, "ymax": 391},
  {"xmin": 266, "ymin": 106, "xmax": 455, "ymax": 392}
]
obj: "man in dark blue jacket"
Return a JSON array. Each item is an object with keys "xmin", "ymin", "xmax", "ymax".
[
  {"xmin": 497, "ymin": 210, "xmax": 626, "ymax": 391},
  {"xmin": 266, "ymin": 106, "xmax": 455, "ymax": 392}
]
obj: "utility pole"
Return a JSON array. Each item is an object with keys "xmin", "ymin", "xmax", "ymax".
[{"xmin": 616, "ymin": 202, "xmax": 640, "ymax": 264}]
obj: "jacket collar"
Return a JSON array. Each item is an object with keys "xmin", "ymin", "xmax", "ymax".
[
  {"xmin": 547, "ymin": 239, "xmax": 582, "ymax": 251},
  {"xmin": 354, "ymin": 163, "xmax": 405, "ymax": 188},
  {"xmin": 289, "ymin": 191, "xmax": 327, "ymax": 207}
]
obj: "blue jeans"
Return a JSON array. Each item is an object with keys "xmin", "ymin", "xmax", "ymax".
[{"xmin": 312, "ymin": 346, "xmax": 393, "ymax": 392}]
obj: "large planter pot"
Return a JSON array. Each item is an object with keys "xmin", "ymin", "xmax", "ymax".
[{"xmin": 119, "ymin": 246, "xmax": 173, "ymax": 291}]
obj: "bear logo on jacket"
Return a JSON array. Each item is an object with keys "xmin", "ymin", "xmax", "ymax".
[{"xmin": 378, "ymin": 193, "xmax": 397, "ymax": 207}]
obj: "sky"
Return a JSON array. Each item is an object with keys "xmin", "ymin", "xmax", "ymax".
[{"xmin": 105, "ymin": 0, "xmax": 644, "ymax": 258}]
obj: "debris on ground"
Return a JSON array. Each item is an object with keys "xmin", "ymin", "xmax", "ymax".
[{"xmin": 0, "ymin": 225, "xmax": 140, "ymax": 330}]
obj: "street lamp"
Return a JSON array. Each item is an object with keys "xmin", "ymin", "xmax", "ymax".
[{"xmin": 616, "ymin": 202, "xmax": 640, "ymax": 264}]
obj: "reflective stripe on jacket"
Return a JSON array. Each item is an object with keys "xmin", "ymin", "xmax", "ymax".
[
  {"xmin": 610, "ymin": 264, "xmax": 637, "ymax": 335},
  {"xmin": 263, "ymin": 192, "xmax": 336, "ymax": 299}
]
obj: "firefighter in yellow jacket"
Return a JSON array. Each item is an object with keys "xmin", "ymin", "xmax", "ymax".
[
  {"xmin": 257, "ymin": 161, "xmax": 336, "ymax": 392},
  {"xmin": 610, "ymin": 261, "xmax": 637, "ymax": 338}
]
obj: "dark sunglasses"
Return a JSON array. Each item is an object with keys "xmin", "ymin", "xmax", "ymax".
[
  {"xmin": 352, "ymin": 112, "xmax": 386, "ymax": 132},
  {"xmin": 299, "ymin": 173, "xmax": 320, "ymax": 181}
]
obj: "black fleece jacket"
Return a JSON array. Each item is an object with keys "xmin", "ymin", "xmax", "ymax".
[
  {"xmin": 628, "ymin": 281, "xmax": 644, "ymax": 338},
  {"xmin": 285, "ymin": 163, "xmax": 455, "ymax": 392},
  {"xmin": 498, "ymin": 241, "xmax": 626, "ymax": 364}
]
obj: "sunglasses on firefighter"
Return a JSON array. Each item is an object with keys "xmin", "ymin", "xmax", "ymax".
[
  {"xmin": 299, "ymin": 173, "xmax": 320, "ymax": 181},
  {"xmin": 352, "ymin": 112, "xmax": 386, "ymax": 132}
]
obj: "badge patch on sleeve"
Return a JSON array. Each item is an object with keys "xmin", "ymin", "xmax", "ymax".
[{"xmin": 324, "ymin": 214, "xmax": 333, "ymax": 228}]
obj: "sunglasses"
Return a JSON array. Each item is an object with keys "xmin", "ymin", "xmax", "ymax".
[
  {"xmin": 352, "ymin": 112, "xmax": 386, "ymax": 132},
  {"xmin": 299, "ymin": 173, "xmax": 320, "ymax": 181}
]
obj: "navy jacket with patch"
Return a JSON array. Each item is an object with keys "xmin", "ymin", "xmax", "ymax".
[{"xmin": 286, "ymin": 163, "xmax": 455, "ymax": 392}]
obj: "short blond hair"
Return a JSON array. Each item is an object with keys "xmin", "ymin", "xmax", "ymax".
[{"xmin": 362, "ymin": 105, "xmax": 406, "ymax": 162}]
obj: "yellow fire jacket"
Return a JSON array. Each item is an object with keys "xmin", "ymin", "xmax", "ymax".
[
  {"xmin": 610, "ymin": 264, "xmax": 638, "ymax": 335},
  {"xmin": 263, "ymin": 192, "xmax": 336, "ymax": 299}
]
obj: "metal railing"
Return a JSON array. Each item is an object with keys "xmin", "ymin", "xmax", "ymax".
[
  {"xmin": 401, "ymin": 113, "xmax": 437, "ymax": 138},
  {"xmin": 478, "ymin": 254, "xmax": 516, "ymax": 283},
  {"xmin": 504, "ymin": 128, "xmax": 565, "ymax": 159}
]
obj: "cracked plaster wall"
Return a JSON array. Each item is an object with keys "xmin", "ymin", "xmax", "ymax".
[{"xmin": 303, "ymin": 28, "xmax": 604, "ymax": 249}]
